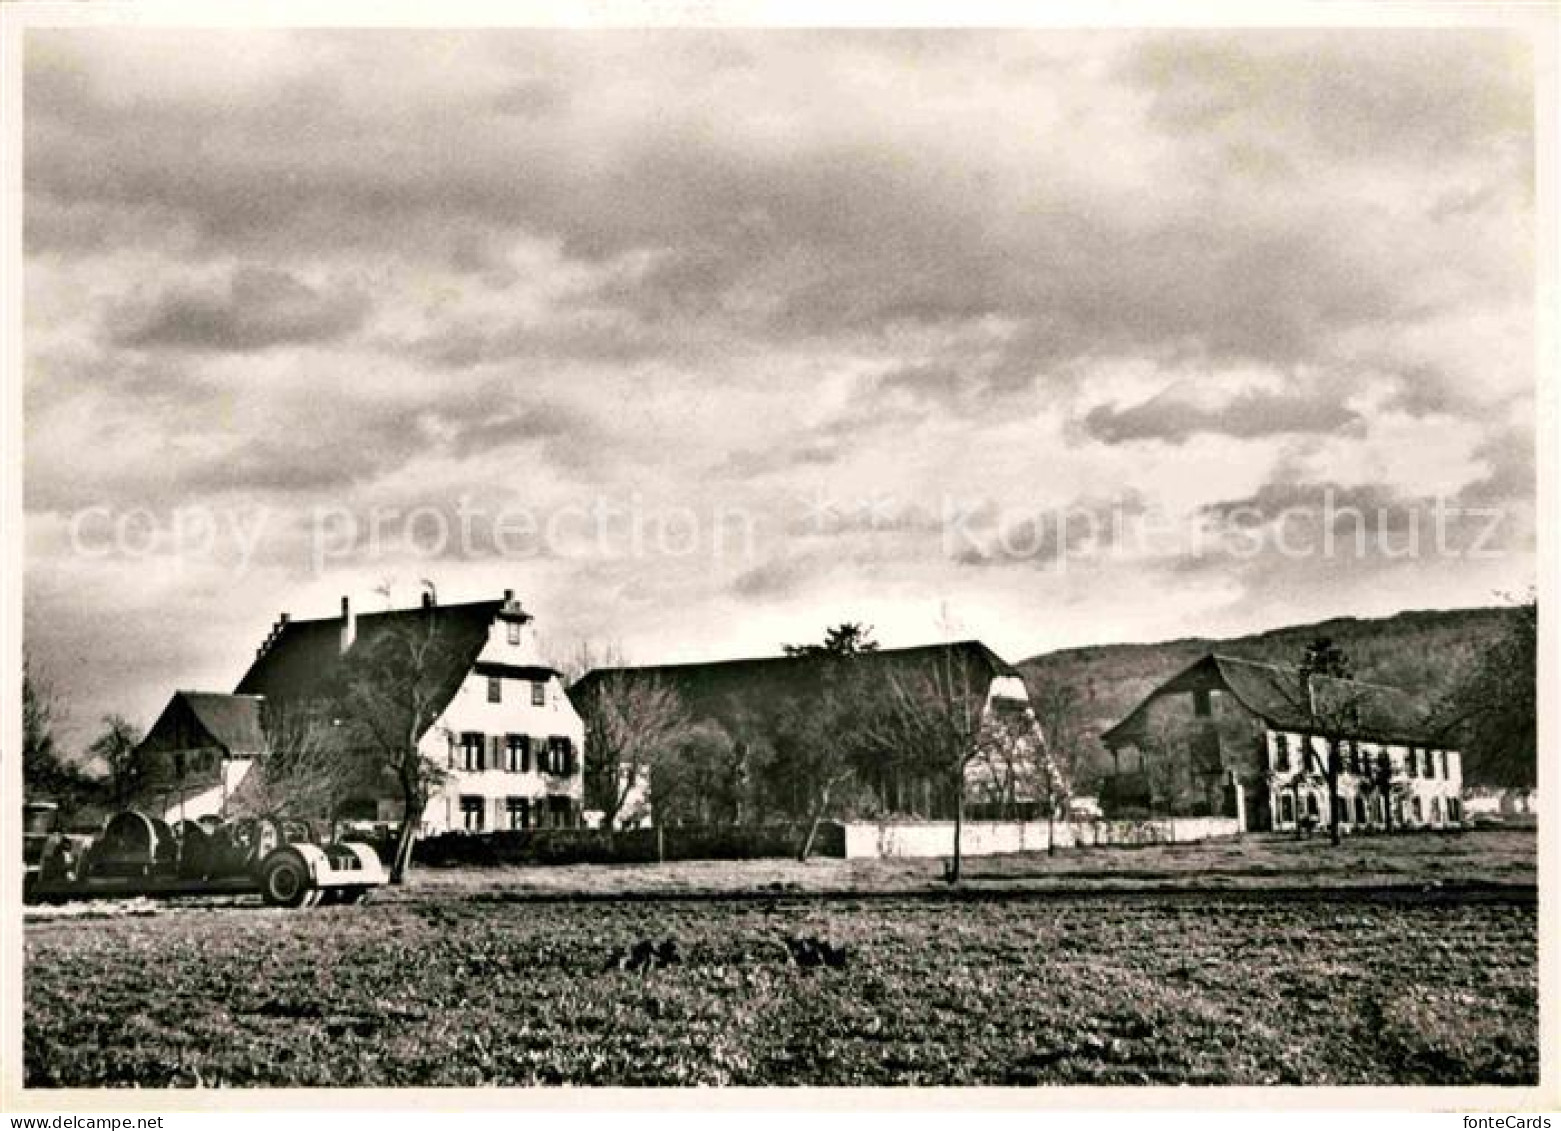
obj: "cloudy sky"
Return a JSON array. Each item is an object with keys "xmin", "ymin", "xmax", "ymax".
[{"xmin": 22, "ymin": 27, "xmax": 1537, "ymax": 752}]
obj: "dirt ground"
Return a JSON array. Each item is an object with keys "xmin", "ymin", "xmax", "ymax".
[{"xmin": 23, "ymin": 828, "xmax": 1538, "ymax": 1088}]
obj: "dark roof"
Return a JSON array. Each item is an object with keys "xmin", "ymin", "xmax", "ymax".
[
  {"xmin": 234, "ymin": 599, "xmax": 504, "ymax": 733},
  {"xmin": 1101, "ymin": 653, "xmax": 1443, "ymax": 747},
  {"xmin": 138, "ymin": 691, "xmax": 266, "ymax": 757},
  {"xmin": 571, "ymin": 640, "xmax": 1019, "ymax": 726}
]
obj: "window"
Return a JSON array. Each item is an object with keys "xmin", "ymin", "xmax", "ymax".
[
  {"xmin": 1448, "ymin": 798, "xmax": 1462, "ymax": 823},
  {"xmin": 461, "ymin": 732, "xmax": 485, "ymax": 772},
  {"xmin": 1431, "ymin": 796, "xmax": 1443, "ymax": 824},
  {"xmin": 548, "ymin": 736, "xmax": 573, "ymax": 776},
  {"xmin": 508, "ymin": 620, "xmax": 521, "ymax": 646},
  {"xmin": 1305, "ymin": 794, "xmax": 1319, "ymax": 822},
  {"xmin": 1274, "ymin": 734, "xmax": 1291, "ymax": 773},
  {"xmin": 488, "ymin": 676, "xmax": 502, "ymax": 703},
  {"xmin": 1412, "ymin": 796, "xmax": 1424, "ymax": 823},
  {"xmin": 531, "ymin": 679, "xmax": 547, "ymax": 707},
  {"xmin": 506, "ymin": 734, "xmax": 528, "ymax": 773},
  {"xmin": 460, "ymin": 796, "xmax": 485, "ymax": 831},
  {"xmin": 1192, "ymin": 688, "xmax": 1211, "ymax": 718},
  {"xmin": 506, "ymin": 797, "xmax": 528, "ymax": 830},
  {"xmin": 1354, "ymin": 795, "xmax": 1367, "ymax": 825},
  {"xmin": 1406, "ymin": 747, "xmax": 1418, "ymax": 778},
  {"xmin": 1279, "ymin": 793, "xmax": 1295, "ymax": 825},
  {"xmin": 1429, "ymin": 749, "xmax": 1442, "ymax": 779}
]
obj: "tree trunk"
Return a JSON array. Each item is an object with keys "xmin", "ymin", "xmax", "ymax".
[
  {"xmin": 1327, "ymin": 739, "xmax": 1342, "ymax": 846},
  {"xmin": 949, "ymin": 768, "xmax": 965, "ymax": 884},
  {"xmin": 389, "ymin": 794, "xmax": 424, "ymax": 885},
  {"xmin": 797, "ymin": 781, "xmax": 833, "ymax": 862}
]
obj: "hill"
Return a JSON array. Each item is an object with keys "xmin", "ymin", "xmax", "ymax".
[{"xmin": 1017, "ymin": 606, "xmax": 1523, "ymax": 790}]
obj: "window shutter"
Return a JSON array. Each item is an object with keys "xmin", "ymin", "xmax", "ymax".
[{"xmin": 448, "ymin": 733, "xmax": 457, "ymax": 769}]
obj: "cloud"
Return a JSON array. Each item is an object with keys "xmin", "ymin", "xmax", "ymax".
[
  {"xmin": 19, "ymin": 28, "xmax": 1539, "ymax": 754},
  {"xmin": 1200, "ymin": 480, "xmax": 1419, "ymax": 534},
  {"xmin": 109, "ymin": 266, "xmax": 370, "ymax": 352},
  {"xmin": 1459, "ymin": 422, "xmax": 1536, "ymax": 504},
  {"xmin": 1082, "ymin": 387, "xmax": 1363, "ymax": 445}
]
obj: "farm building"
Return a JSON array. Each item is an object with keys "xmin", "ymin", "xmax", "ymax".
[
  {"xmin": 131, "ymin": 589, "xmax": 585, "ymax": 834},
  {"xmin": 1099, "ymin": 653, "xmax": 1463, "ymax": 832},
  {"xmin": 133, "ymin": 690, "xmax": 268, "ymax": 822},
  {"xmin": 571, "ymin": 640, "xmax": 1048, "ymax": 825}
]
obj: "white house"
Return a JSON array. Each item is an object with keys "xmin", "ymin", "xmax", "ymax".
[
  {"xmin": 134, "ymin": 589, "xmax": 585, "ymax": 834},
  {"xmin": 1101, "ymin": 653, "xmax": 1464, "ymax": 832}
]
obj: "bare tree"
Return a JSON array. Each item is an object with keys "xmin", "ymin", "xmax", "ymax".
[
  {"xmin": 88, "ymin": 714, "xmax": 143, "ymax": 807},
  {"xmin": 972, "ymin": 702, "xmax": 1065, "ymax": 851},
  {"xmin": 763, "ymin": 694, "xmax": 867, "ymax": 861},
  {"xmin": 1250, "ymin": 639, "xmax": 1367, "ymax": 846},
  {"xmin": 571, "ymin": 647, "xmax": 693, "ymax": 830},
  {"xmin": 867, "ymin": 649, "xmax": 995, "ymax": 883},
  {"xmin": 1438, "ymin": 593, "xmax": 1536, "ymax": 789},
  {"xmin": 237, "ymin": 701, "xmax": 364, "ymax": 832},
  {"xmin": 334, "ymin": 608, "xmax": 457, "ymax": 884},
  {"xmin": 761, "ymin": 625, "xmax": 885, "ymax": 860}
]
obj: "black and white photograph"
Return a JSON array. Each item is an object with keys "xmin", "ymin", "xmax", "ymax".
[{"xmin": 3, "ymin": 0, "xmax": 1554, "ymax": 1109}]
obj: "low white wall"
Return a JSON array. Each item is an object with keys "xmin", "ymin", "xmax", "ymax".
[{"xmin": 840, "ymin": 817, "xmax": 1241, "ymax": 859}]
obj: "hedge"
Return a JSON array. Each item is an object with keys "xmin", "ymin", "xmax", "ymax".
[{"xmin": 412, "ymin": 822, "xmax": 845, "ymax": 867}]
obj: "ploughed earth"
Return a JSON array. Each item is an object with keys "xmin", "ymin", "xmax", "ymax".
[{"xmin": 23, "ymin": 828, "xmax": 1538, "ymax": 1087}]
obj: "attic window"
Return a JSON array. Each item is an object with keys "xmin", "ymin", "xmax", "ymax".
[
  {"xmin": 1192, "ymin": 688, "xmax": 1211, "ymax": 718},
  {"xmin": 508, "ymin": 621, "xmax": 521, "ymax": 646},
  {"xmin": 531, "ymin": 679, "xmax": 546, "ymax": 707},
  {"xmin": 488, "ymin": 676, "xmax": 502, "ymax": 703}
]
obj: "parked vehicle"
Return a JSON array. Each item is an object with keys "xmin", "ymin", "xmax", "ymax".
[{"xmin": 23, "ymin": 808, "xmax": 386, "ymax": 909}]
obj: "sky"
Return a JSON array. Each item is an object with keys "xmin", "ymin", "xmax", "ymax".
[{"xmin": 21, "ymin": 27, "xmax": 1538, "ymax": 754}]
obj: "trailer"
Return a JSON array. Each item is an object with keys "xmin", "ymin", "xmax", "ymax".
[{"xmin": 24, "ymin": 809, "xmax": 387, "ymax": 909}]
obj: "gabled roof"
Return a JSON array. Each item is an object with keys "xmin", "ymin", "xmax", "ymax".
[
  {"xmin": 234, "ymin": 599, "xmax": 505, "ymax": 733},
  {"xmin": 1101, "ymin": 652, "xmax": 1442, "ymax": 748},
  {"xmin": 138, "ymin": 691, "xmax": 267, "ymax": 757},
  {"xmin": 571, "ymin": 640, "xmax": 1019, "ymax": 727}
]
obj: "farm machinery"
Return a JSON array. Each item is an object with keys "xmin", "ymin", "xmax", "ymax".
[{"xmin": 23, "ymin": 806, "xmax": 387, "ymax": 909}]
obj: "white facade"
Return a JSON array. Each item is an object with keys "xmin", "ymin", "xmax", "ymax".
[
  {"xmin": 1264, "ymin": 728, "xmax": 1464, "ymax": 832},
  {"xmin": 411, "ymin": 611, "xmax": 585, "ymax": 835},
  {"xmin": 142, "ymin": 758, "xmax": 255, "ymax": 825}
]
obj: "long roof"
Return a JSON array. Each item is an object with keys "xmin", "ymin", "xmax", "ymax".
[
  {"xmin": 234, "ymin": 599, "xmax": 506, "ymax": 730},
  {"xmin": 1101, "ymin": 652, "xmax": 1444, "ymax": 747},
  {"xmin": 571, "ymin": 639, "xmax": 1021, "ymax": 723}
]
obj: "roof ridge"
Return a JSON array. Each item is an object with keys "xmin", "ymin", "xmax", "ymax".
[
  {"xmin": 1209, "ymin": 653, "xmax": 1411, "ymax": 693},
  {"xmin": 583, "ymin": 638, "xmax": 1003, "ymax": 677},
  {"xmin": 275, "ymin": 597, "xmax": 504, "ymax": 627}
]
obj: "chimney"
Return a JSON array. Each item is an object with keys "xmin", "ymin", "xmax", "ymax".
[
  {"xmin": 503, "ymin": 588, "xmax": 514, "ymax": 603},
  {"xmin": 421, "ymin": 591, "xmax": 435, "ymax": 609},
  {"xmin": 340, "ymin": 596, "xmax": 355, "ymax": 654}
]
